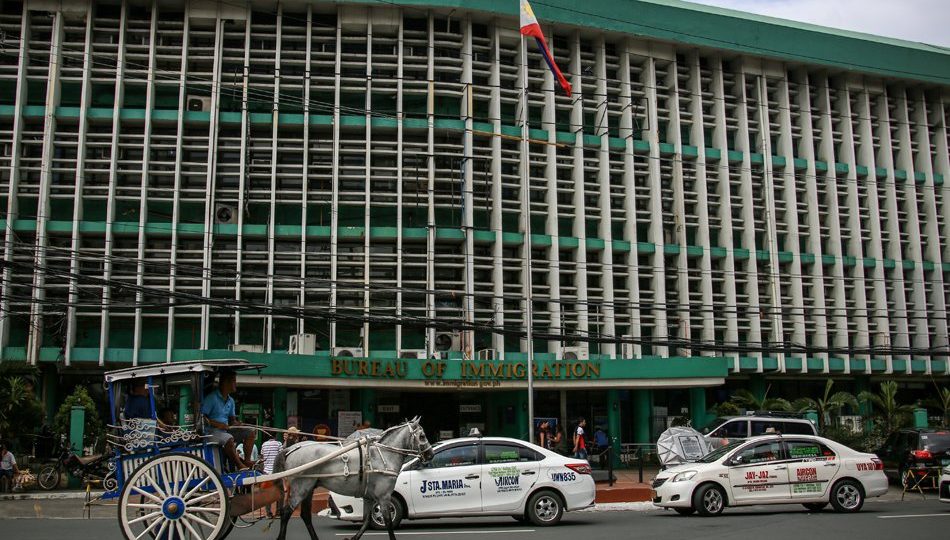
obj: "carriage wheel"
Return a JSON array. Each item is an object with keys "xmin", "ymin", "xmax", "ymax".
[{"xmin": 118, "ymin": 454, "xmax": 230, "ymax": 540}]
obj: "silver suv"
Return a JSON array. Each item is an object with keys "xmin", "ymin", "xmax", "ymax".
[{"xmin": 704, "ymin": 416, "xmax": 817, "ymax": 448}]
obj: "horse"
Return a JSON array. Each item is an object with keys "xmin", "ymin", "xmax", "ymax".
[{"xmin": 273, "ymin": 417, "xmax": 433, "ymax": 540}]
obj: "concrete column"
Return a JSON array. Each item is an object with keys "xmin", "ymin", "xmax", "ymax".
[
  {"xmin": 68, "ymin": 406, "xmax": 85, "ymax": 488},
  {"xmin": 689, "ymin": 387, "xmax": 708, "ymax": 429},
  {"xmin": 633, "ymin": 389, "xmax": 652, "ymax": 443},
  {"xmin": 607, "ymin": 389, "xmax": 622, "ymax": 467},
  {"xmin": 360, "ymin": 389, "xmax": 377, "ymax": 426},
  {"xmin": 69, "ymin": 406, "xmax": 85, "ymax": 455},
  {"xmin": 272, "ymin": 387, "xmax": 287, "ymax": 429}
]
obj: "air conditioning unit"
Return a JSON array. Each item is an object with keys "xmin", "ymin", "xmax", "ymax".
[
  {"xmin": 433, "ymin": 331, "xmax": 461, "ymax": 353},
  {"xmin": 620, "ymin": 337, "xmax": 635, "ymax": 359},
  {"xmin": 333, "ymin": 347, "xmax": 363, "ymax": 358},
  {"xmin": 476, "ymin": 348, "xmax": 499, "ymax": 361},
  {"xmin": 562, "ymin": 346, "xmax": 589, "ymax": 361},
  {"xmin": 186, "ymin": 95, "xmax": 213, "ymax": 112},
  {"xmin": 228, "ymin": 344, "xmax": 263, "ymax": 353},
  {"xmin": 288, "ymin": 333, "xmax": 317, "ymax": 355},
  {"xmin": 215, "ymin": 203, "xmax": 237, "ymax": 224},
  {"xmin": 399, "ymin": 349, "xmax": 426, "ymax": 360}
]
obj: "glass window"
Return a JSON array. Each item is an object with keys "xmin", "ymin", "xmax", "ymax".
[
  {"xmin": 428, "ymin": 445, "xmax": 478, "ymax": 469},
  {"xmin": 483, "ymin": 443, "xmax": 540, "ymax": 464},
  {"xmin": 751, "ymin": 421, "xmax": 781, "ymax": 436},
  {"xmin": 786, "ymin": 440, "xmax": 836, "ymax": 460},
  {"xmin": 715, "ymin": 420, "xmax": 748, "ymax": 438},
  {"xmin": 732, "ymin": 441, "xmax": 784, "ymax": 465}
]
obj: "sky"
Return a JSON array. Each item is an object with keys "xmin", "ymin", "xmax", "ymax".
[{"xmin": 686, "ymin": 0, "xmax": 950, "ymax": 47}]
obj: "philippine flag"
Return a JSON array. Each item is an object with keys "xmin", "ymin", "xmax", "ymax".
[{"xmin": 519, "ymin": 0, "xmax": 572, "ymax": 98}]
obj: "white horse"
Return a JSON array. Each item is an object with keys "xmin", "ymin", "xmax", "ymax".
[{"xmin": 273, "ymin": 417, "xmax": 433, "ymax": 540}]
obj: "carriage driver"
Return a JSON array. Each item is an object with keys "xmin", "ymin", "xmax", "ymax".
[{"xmin": 201, "ymin": 370, "xmax": 257, "ymax": 469}]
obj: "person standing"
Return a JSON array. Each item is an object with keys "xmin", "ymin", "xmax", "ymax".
[
  {"xmin": 0, "ymin": 441, "xmax": 19, "ymax": 493},
  {"xmin": 572, "ymin": 417, "xmax": 588, "ymax": 460},
  {"xmin": 260, "ymin": 431, "xmax": 283, "ymax": 518}
]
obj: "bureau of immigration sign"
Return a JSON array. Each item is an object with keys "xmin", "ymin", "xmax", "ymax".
[{"xmin": 330, "ymin": 358, "xmax": 601, "ymax": 381}]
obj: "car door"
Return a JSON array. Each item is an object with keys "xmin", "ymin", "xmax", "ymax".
[
  {"xmin": 877, "ymin": 432, "xmax": 899, "ymax": 477},
  {"xmin": 784, "ymin": 439, "xmax": 839, "ymax": 499},
  {"xmin": 726, "ymin": 440, "xmax": 791, "ymax": 504},
  {"xmin": 480, "ymin": 442, "xmax": 542, "ymax": 512},
  {"xmin": 408, "ymin": 442, "xmax": 482, "ymax": 516}
]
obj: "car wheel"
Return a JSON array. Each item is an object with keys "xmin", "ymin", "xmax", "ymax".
[
  {"xmin": 526, "ymin": 490, "xmax": 564, "ymax": 526},
  {"xmin": 674, "ymin": 507, "xmax": 696, "ymax": 516},
  {"xmin": 368, "ymin": 498, "xmax": 404, "ymax": 530},
  {"xmin": 693, "ymin": 484, "xmax": 726, "ymax": 516},
  {"xmin": 829, "ymin": 479, "xmax": 864, "ymax": 513},
  {"xmin": 803, "ymin": 502, "xmax": 828, "ymax": 512}
]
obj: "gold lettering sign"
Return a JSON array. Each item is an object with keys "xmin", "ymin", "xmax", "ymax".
[{"xmin": 331, "ymin": 359, "xmax": 601, "ymax": 381}]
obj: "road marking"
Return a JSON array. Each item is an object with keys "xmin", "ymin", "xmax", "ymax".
[
  {"xmin": 336, "ymin": 529, "xmax": 536, "ymax": 536},
  {"xmin": 878, "ymin": 513, "xmax": 950, "ymax": 519}
]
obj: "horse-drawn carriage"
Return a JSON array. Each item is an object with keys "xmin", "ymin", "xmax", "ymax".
[{"xmin": 101, "ymin": 359, "xmax": 431, "ymax": 540}]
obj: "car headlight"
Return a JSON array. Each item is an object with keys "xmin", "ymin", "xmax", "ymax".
[{"xmin": 671, "ymin": 470, "xmax": 698, "ymax": 483}]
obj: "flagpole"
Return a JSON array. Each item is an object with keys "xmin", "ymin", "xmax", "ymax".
[{"xmin": 520, "ymin": 33, "xmax": 536, "ymax": 446}]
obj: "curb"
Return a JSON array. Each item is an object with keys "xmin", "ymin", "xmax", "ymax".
[{"xmin": 0, "ymin": 491, "xmax": 102, "ymax": 501}]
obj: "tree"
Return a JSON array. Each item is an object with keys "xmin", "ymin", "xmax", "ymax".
[
  {"xmin": 925, "ymin": 386, "xmax": 950, "ymax": 428},
  {"xmin": 858, "ymin": 381, "xmax": 914, "ymax": 434},
  {"xmin": 54, "ymin": 386, "xmax": 104, "ymax": 452},
  {"xmin": 792, "ymin": 379, "xmax": 859, "ymax": 430},
  {"xmin": 0, "ymin": 375, "xmax": 44, "ymax": 443},
  {"xmin": 730, "ymin": 387, "xmax": 791, "ymax": 412}
]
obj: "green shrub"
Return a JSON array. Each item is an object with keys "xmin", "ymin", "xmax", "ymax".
[{"xmin": 53, "ymin": 386, "xmax": 104, "ymax": 452}]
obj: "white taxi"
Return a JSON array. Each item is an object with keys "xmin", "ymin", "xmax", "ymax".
[
  {"xmin": 327, "ymin": 436, "xmax": 595, "ymax": 528},
  {"xmin": 652, "ymin": 434, "xmax": 887, "ymax": 516}
]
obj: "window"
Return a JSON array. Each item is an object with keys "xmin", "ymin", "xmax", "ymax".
[
  {"xmin": 785, "ymin": 440, "xmax": 836, "ymax": 460},
  {"xmin": 713, "ymin": 420, "xmax": 748, "ymax": 438},
  {"xmin": 751, "ymin": 421, "xmax": 780, "ymax": 436},
  {"xmin": 732, "ymin": 441, "xmax": 784, "ymax": 465},
  {"xmin": 483, "ymin": 443, "xmax": 540, "ymax": 464},
  {"xmin": 428, "ymin": 445, "xmax": 478, "ymax": 469}
]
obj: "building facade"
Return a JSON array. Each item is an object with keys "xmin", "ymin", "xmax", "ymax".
[{"xmin": 1, "ymin": 0, "xmax": 949, "ymax": 443}]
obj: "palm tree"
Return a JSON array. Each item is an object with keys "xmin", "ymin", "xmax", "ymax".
[
  {"xmin": 925, "ymin": 386, "xmax": 950, "ymax": 428},
  {"xmin": 858, "ymin": 381, "xmax": 914, "ymax": 433},
  {"xmin": 792, "ymin": 379, "xmax": 858, "ymax": 430},
  {"xmin": 730, "ymin": 386, "xmax": 791, "ymax": 412}
]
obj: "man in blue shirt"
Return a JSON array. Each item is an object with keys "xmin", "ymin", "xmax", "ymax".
[
  {"xmin": 123, "ymin": 380, "xmax": 152, "ymax": 419},
  {"xmin": 202, "ymin": 370, "xmax": 256, "ymax": 469}
]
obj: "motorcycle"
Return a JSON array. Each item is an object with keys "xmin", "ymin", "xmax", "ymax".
[{"xmin": 37, "ymin": 435, "xmax": 116, "ymax": 491}]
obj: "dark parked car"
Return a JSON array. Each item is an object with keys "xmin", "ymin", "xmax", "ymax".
[{"xmin": 875, "ymin": 429, "xmax": 950, "ymax": 485}]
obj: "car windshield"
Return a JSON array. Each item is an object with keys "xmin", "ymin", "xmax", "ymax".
[
  {"xmin": 697, "ymin": 440, "xmax": 744, "ymax": 463},
  {"xmin": 920, "ymin": 432, "xmax": 950, "ymax": 450}
]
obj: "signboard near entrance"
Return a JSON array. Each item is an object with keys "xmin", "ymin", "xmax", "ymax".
[
  {"xmin": 337, "ymin": 411, "xmax": 362, "ymax": 438},
  {"xmin": 378, "ymin": 404, "xmax": 400, "ymax": 413},
  {"xmin": 459, "ymin": 404, "xmax": 481, "ymax": 413}
]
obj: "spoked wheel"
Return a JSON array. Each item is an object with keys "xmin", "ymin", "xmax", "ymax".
[
  {"xmin": 118, "ymin": 453, "xmax": 230, "ymax": 540},
  {"xmin": 37, "ymin": 465, "xmax": 61, "ymax": 491}
]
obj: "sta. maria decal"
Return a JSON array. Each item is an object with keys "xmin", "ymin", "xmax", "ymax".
[{"xmin": 419, "ymin": 478, "xmax": 471, "ymax": 498}]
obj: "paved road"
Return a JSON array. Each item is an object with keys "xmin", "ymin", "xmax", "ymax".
[{"xmin": 1, "ymin": 497, "xmax": 949, "ymax": 539}]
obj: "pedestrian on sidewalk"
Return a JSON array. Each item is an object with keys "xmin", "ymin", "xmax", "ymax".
[
  {"xmin": 260, "ymin": 430, "xmax": 283, "ymax": 518},
  {"xmin": 0, "ymin": 440, "xmax": 19, "ymax": 493},
  {"xmin": 573, "ymin": 418, "xmax": 588, "ymax": 460}
]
